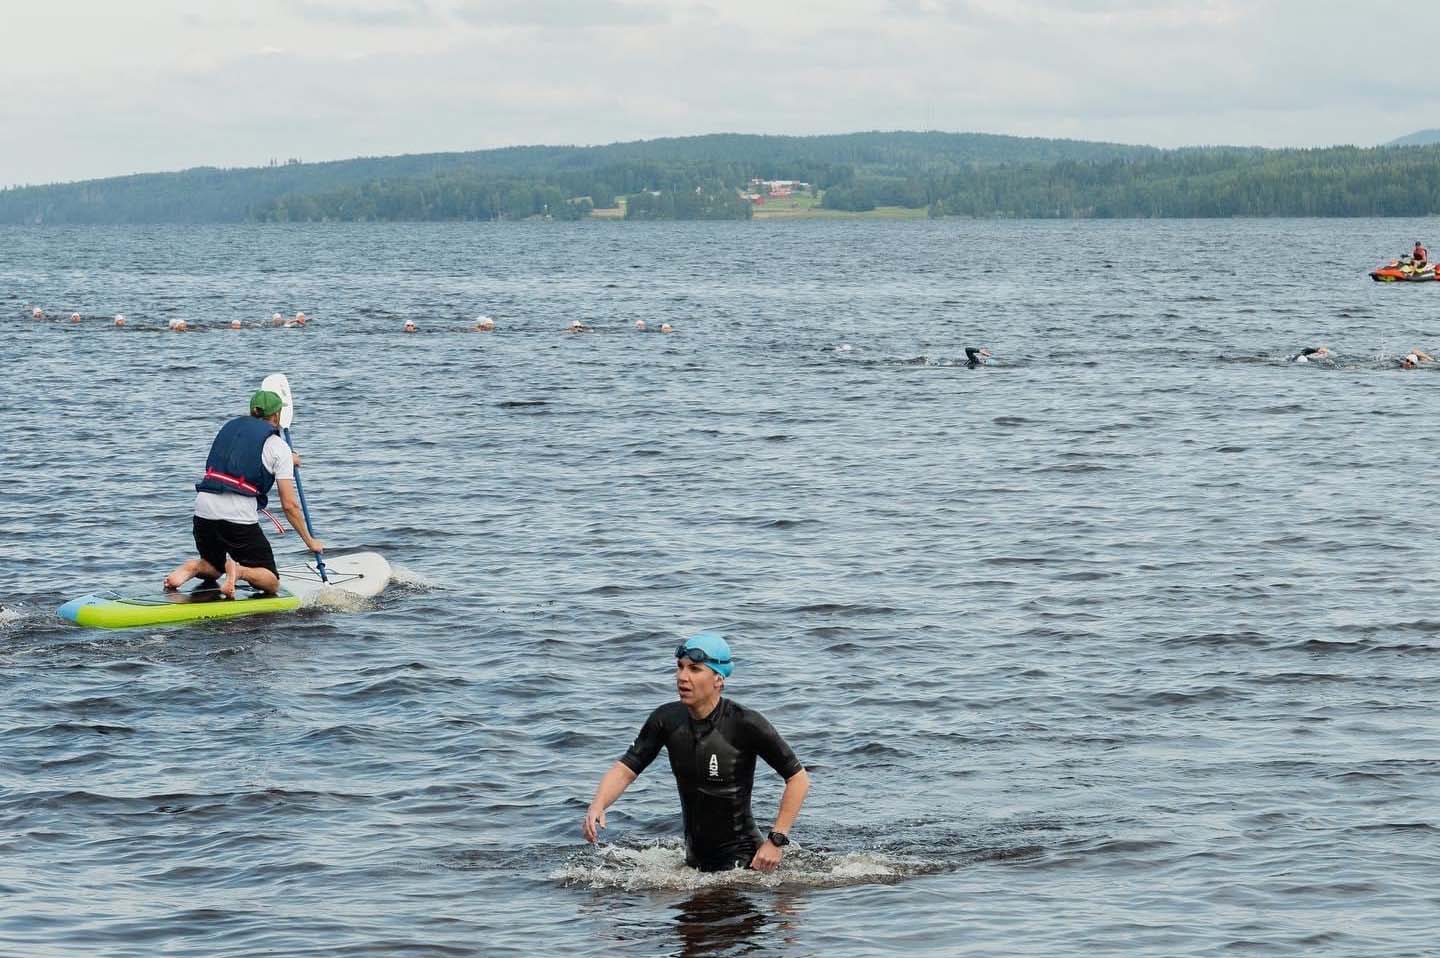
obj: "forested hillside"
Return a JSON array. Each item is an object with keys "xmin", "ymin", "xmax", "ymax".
[
  {"xmin": 3, "ymin": 132, "xmax": 1439, "ymax": 223},
  {"xmin": 0, "ymin": 132, "xmax": 1155, "ymax": 224}
]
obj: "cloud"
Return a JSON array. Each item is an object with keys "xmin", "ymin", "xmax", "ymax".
[
  {"xmin": 888, "ymin": 0, "xmax": 1244, "ymax": 29},
  {"xmin": 453, "ymin": 0, "xmax": 668, "ymax": 29},
  {"xmin": 1, "ymin": 0, "xmax": 1437, "ymax": 185},
  {"xmin": 294, "ymin": 0, "xmax": 435, "ymax": 27}
]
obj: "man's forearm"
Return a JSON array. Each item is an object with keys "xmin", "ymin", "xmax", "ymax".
[
  {"xmin": 591, "ymin": 761, "xmax": 638, "ymax": 810},
  {"xmin": 770, "ymin": 768, "xmax": 810, "ymax": 834},
  {"xmin": 282, "ymin": 502, "xmax": 314, "ymax": 543}
]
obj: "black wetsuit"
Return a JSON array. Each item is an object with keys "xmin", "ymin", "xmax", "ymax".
[{"xmin": 620, "ymin": 698, "xmax": 804, "ymax": 872}]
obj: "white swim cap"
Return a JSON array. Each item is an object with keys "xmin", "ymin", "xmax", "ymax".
[
  {"xmin": 31, "ymin": 307, "xmax": 43, "ymax": 318},
  {"xmin": 635, "ymin": 319, "xmax": 647, "ymax": 330},
  {"xmin": 272, "ymin": 312, "xmax": 283, "ymax": 322},
  {"xmin": 114, "ymin": 314, "xmax": 126, "ymax": 326},
  {"xmin": 1405, "ymin": 353, "xmax": 1419, "ymax": 364},
  {"xmin": 70, "ymin": 312, "xmax": 81, "ymax": 322},
  {"xmin": 230, "ymin": 319, "xmax": 243, "ymax": 329},
  {"xmin": 660, "ymin": 323, "xmax": 673, "ymax": 333}
]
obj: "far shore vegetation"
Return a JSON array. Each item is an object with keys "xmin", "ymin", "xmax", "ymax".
[{"xmin": 5, "ymin": 131, "xmax": 1440, "ymax": 225}]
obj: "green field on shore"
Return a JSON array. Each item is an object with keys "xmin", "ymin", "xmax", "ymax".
[
  {"xmin": 588, "ymin": 194, "xmax": 928, "ymax": 221},
  {"xmin": 752, "ymin": 194, "xmax": 927, "ymax": 220}
]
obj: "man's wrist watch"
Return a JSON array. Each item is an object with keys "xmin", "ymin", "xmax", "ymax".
[{"xmin": 767, "ymin": 830, "xmax": 790, "ymax": 848}]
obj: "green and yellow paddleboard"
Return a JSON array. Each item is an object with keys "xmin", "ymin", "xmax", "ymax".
[
  {"xmin": 57, "ymin": 552, "xmax": 390, "ymax": 629},
  {"xmin": 58, "ymin": 587, "xmax": 302, "ymax": 629}
]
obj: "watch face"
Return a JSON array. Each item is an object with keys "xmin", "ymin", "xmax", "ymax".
[{"xmin": 769, "ymin": 831, "xmax": 789, "ymax": 847}]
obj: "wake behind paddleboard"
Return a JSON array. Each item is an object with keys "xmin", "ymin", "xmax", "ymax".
[{"xmin": 58, "ymin": 552, "xmax": 392, "ymax": 629}]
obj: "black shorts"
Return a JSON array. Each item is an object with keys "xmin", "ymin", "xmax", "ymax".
[{"xmin": 192, "ymin": 516, "xmax": 277, "ymax": 577}]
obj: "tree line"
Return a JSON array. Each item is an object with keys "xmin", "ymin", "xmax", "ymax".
[
  {"xmin": 5, "ymin": 135, "xmax": 1440, "ymax": 223},
  {"xmin": 828, "ymin": 147, "xmax": 1440, "ymax": 218},
  {"xmin": 0, "ymin": 131, "xmax": 1156, "ymax": 224}
]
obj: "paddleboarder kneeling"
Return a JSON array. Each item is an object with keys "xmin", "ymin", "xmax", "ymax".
[
  {"xmin": 582, "ymin": 634, "xmax": 810, "ymax": 873},
  {"xmin": 163, "ymin": 389, "xmax": 324, "ymax": 598}
]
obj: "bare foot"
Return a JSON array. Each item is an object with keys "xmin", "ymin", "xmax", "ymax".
[{"xmin": 220, "ymin": 558, "xmax": 238, "ymax": 599}]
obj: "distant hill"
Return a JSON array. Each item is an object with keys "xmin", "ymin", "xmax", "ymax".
[
  {"xmin": 1387, "ymin": 129, "xmax": 1440, "ymax": 146},
  {"xmin": 0, "ymin": 132, "xmax": 1157, "ymax": 225},
  {"xmin": 6, "ymin": 132, "xmax": 1440, "ymax": 223}
]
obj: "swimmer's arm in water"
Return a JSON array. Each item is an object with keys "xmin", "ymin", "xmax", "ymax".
[
  {"xmin": 750, "ymin": 767, "xmax": 810, "ymax": 872},
  {"xmin": 582, "ymin": 761, "xmax": 638, "ymax": 843}
]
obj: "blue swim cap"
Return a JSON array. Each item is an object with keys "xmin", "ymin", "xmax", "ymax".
[{"xmin": 677, "ymin": 633, "xmax": 733, "ymax": 678}]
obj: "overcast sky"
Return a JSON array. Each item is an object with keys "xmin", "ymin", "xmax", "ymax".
[{"xmin": 4, "ymin": 0, "xmax": 1433, "ymax": 186}]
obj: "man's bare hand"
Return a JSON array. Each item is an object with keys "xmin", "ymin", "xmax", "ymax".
[
  {"xmin": 750, "ymin": 840, "xmax": 782, "ymax": 872},
  {"xmin": 582, "ymin": 806, "xmax": 607, "ymax": 843}
]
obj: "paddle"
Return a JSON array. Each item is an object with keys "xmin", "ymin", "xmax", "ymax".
[{"xmin": 261, "ymin": 373, "xmax": 328, "ymax": 582}]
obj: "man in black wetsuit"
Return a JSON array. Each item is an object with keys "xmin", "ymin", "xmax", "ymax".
[{"xmin": 582, "ymin": 634, "xmax": 810, "ymax": 872}]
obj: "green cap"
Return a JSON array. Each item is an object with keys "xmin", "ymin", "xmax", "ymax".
[{"xmin": 249, "ymin": 389, "xmax": 284, "ymax": 417}]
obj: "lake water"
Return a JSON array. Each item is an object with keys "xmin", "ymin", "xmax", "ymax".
[{"xmin": 1, "ymin": 219, "xmax": 1437, "ymax": 957}]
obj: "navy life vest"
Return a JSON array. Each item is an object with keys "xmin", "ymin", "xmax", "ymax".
[{"xmin": 194, "ymin": 416, "xmax": 281, "ymax": 509}]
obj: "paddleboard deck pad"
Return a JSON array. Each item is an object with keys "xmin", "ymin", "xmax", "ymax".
[{"xmin": 58, "ymin": 552, "xmax": 392, "ymax": 629}]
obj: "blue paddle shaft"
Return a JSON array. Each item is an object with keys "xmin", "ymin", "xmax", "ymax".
[{"xmin": 282, "ymin": 426, "xmax": 328, "ymax": 582}]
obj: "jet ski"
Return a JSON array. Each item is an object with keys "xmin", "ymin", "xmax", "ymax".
[{"xmin": 1370, "ymin": 256, "xmax": 1436, "ymax": 282}]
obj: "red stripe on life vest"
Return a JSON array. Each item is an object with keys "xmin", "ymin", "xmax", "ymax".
[{"xmin": 204, "ymin": 468, "xmax": 260, "ymax": 494}]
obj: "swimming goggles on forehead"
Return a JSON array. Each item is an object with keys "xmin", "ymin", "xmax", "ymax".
[{"xmin": 675, "ymin": 644, "xmax": 731, "ymax": 666}]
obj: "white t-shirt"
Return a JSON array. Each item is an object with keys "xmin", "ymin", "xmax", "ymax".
[{"xmin": 193, "ymin": 434, "xmax": 295, "ymax": 524}]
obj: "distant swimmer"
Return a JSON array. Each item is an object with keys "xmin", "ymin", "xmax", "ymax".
[
  {"xmin": 660, "ymin": 323, "xmax": 674, "ymax": 334},
  {"xmin": 634, "ymin": 319, "xmax": 647, "ymax": 331},
  {"xmin": 565, "ymin": 320, "xmax": 592, "ymax": 333},
  {"xmin": 271, "ymin": 313, "xmax": 284, "ymax": 327},
  {"xmin": 31, "ymin": 307, "xmax": 43, "ymax": 319},
  {"xmin": 163, "ymin": 389, "xmax": 323, "ymax": 598},
  {"xmin": 291, "ymin": 311, "xmax": 307, "ymax": 326},
  {"xmin": 1415, "ymin": 241, "xmax": 1429, "ymax": 268},
  {"xmin": 113, "ymin": 314, "xmax": 126, "ymax": 327},
  {"xmin": 474, "ymin": 315, "xmax": 495, "ymax": 332},
  {"xmin": 229, "ymin": 319, "xmax": 243, "ymax": 330},
  {"xmin": 1292, "ymin": 346, "xmax": 1331, "ymax": 363},
  {"xmin": 965, "ymin": 346, "xmax": 992, "ymax": 368},
  {"xmin": 403, "ymin": 319, "xmax": 417, "ymax": 333},
  {"xmin": 168, "ymin": 318, "xmax": 189, "ymax": 332},
  {"xmin": 70, "ymin": 312, "xmax": 82, "ymax": 323},
  {"xmin": 1400, "ymin": 349, "xmax": 1434, "ymax": 369},
  {"xmin": 582, "ymin": 634, "xmax": 810, "ymax": 873}
]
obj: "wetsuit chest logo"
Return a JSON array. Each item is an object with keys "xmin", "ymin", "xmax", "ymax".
[{"xmin": 708, "ymin": 754, "xmax": 719, "ymax": 778}]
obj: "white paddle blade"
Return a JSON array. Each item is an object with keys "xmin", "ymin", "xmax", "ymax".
[{"xmin": 260, "ymin": 373, "xmax": 295, "ymax": 429}]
